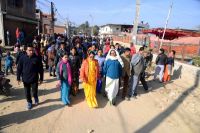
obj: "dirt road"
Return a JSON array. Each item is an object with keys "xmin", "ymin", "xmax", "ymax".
[{"xmin": 0, "ymin": 72, "xmax": 200, "ymax": 133}]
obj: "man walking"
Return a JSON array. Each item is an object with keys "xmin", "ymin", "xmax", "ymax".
[
  {"xmin": 17, "ymin": 44, "xmax": 44, "ymax": 110},
  {"xmin": 154, "ymin": 48, "xmax": 168, "ymax": 82},
  {"xmin": 129, "ymin": 47, "xmax": 148, "ymax": 98},
  {"xmin": 121, "ymin": 48, "xmax": 131, "ymax": 100}
]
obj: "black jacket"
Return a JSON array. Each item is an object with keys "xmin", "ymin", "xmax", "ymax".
[
  {"xmin": 16, "ymin": 51, "xmax": 26, "ymax": 65},
  {"xmin": 17, "ymin": 54, "xmax": 44, "ymax": 84},
  {"xmin": 156, "ymin": 53, "xmax": 167, "ymax": 65}
]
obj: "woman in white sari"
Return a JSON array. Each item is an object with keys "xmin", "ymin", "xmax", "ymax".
[{"xmin": 103, "ymin": 49, "xmax": 123, "ymax": 105}]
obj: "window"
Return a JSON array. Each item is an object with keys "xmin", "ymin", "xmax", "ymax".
[{"xmin": 8, "ymin": 0, "xmax": 23, "ymax": 8}]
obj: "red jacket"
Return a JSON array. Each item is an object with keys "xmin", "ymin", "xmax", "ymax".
[{"xmin": 130, "ymin": 46, "xmax": 136, "ymax": 56}]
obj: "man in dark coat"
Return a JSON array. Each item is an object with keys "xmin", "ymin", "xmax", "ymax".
[{"xmin": 17, "ymin": 44, "xmax": 44, "ymax": 110}]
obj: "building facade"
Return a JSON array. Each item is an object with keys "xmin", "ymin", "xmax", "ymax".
[
  {"xmin": 36, "ymin": 11, "xmax": 66, "ymax": 35},
  {"xmin": 41, "ymin": 13, "xmax": 53, "ymax": 34},
  {"xmin": 0, "ymin": 0, "xmax": 37, "ymax": 46},
  {"xmin": 54, "ymin": 25, "xmax": 66, "ymax": 34},
  {"xmin": 99, "ymin": 24, "xmax": 122, "ymax": 37},
  {"xmin": 99, "ymin": 23, "xmax": 149, "ymax": 38}
]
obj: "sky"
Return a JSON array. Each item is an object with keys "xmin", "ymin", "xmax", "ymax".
[{"xmin": 37, "ymin": 0, "xmax": 200, "ymax": 29}]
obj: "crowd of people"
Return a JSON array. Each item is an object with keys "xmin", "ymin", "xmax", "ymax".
[{"xmin": 0, "ymin": 34, "xmax": 175, "ymax": 110}]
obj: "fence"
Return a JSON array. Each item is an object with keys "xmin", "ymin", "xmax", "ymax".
[{"xmin": 112, "ymin": 35, "xmax": 200, "ymax": 61}]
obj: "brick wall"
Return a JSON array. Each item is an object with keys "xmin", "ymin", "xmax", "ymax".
[{"xmin": 54, "ymin": 25, "xmax": 65, "ymax": 34}]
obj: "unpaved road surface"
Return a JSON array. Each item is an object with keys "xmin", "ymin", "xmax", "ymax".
[{"xmin": 0, "ymin": 71, "xmax": 200, "ymax": 133}]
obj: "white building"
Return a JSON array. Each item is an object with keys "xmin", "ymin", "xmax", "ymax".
[
  {"xmin": 99, "ymin": 24, "xmax": 122, "ymax": 36},
  {"xmin": 99, "ymin": 23, "xmax": 149, "ymax": 38}
]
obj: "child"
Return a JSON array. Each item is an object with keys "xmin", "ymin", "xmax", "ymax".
[
  {"xmin": 56, "ymin": 52, "xmax": 72, "ymax": 105},
  {"xmin": 5, "ymin": 51, "xmax": 14, "ymax": 75}
]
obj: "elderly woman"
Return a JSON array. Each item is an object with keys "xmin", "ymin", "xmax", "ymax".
[{"xmin": 103, "ymin": 49, "xmax": 123, "ymax": 105}]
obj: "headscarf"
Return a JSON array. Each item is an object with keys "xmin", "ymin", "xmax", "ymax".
[{"xmin": 105, "ymin": 49, "xmax": 124, "ymax": 68}]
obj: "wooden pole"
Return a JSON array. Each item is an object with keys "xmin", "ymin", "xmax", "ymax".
[
  {"xmin": 132, "ymin": 0, "xmax": 140, "ymax": 46},
  {"xmin": 160, "ymin": 2, "xmax": 173, "ymax": 49}
]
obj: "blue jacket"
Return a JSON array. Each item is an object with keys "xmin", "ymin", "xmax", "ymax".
[
  {"xmin": 103, "ymin": 59, "xmax": 122, "ymax": 79},
  {"xmin": 5, "ymin": 55, "xmax": 13, "ymax": 67}
]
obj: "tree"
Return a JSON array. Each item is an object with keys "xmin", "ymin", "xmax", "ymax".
[
  {"xmin": 74, "ymin": 21, "xmax": 100, "ymax": 36},
  {"xmin": 85, "ymin": 21, "xmax": 89, "ymax": 28},
  {"xmin": 93, "ymin": 25, "xmax": 99, "ymax": 36},
  {"xmin": 197, "ymin": 25, "xmax": 200, "ymax": 31},
  {"xmin": 77, "ymin": 21, "xmax": 90, "ymax": 35}
]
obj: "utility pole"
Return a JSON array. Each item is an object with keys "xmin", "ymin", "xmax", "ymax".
[
  {"xmin": 37, "ymin": 20, "xmax": 40, "ymax": 35},
  {"xmin": 132, "ymin": 0, "xmax": 140, "ymax": 45},
  {"xmin": 51, "ymin": 2, "xmax": 54, "ymax": 34},
  {"xmin": 0, "ymin": 0, "xmax": 5, "ymax": 46},
  {"xmin": 66, "ymin": 18, "xmax": 70, "ymax": 39},
  {"xmin": 89, "ymin": 15, "xmax": 94, "ymax": 36},
  {"xmin": 37, "ymin": 10, "xmax": 41, "ymax": 35},
  {"xmin": 160, "ymin": 2, "xmax": 173, "ymax": 49}
]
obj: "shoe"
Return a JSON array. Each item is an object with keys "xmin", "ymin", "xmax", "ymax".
[
  {"xmin": 26, "ymin": 103, "xmax": 32, "ymax": 110},
  {"xmin": 132, "ymin": 93, "xmax": 137, "ymax": 99},
  {"xmin": 35, "ymin": 98, "xmax": 39, "ymax": 105},
  {"xmin": 66, "ymin": 103, "xmax": 72, "ymax": 107},
  {"xmin": 103, "ymin": 92, "xmax": 107, "ymax": 97},
  {"xmin": 121, "ymin": 97, "xmax": 125, "ymax": 100},
  {"xmin": 112, "ymin": 98, "xmax": 116, "ymax": 106},
  {"xmin": 50, "ymin": 74, "xmax": 53, "ymax": 77},
  {"xmin": 53, "ymin": 75, "xmax": 56, "ymax": 77},
  {"xmin": 126, "ymin": 97, "xmax": 131, "ymax": 101},
  {"xmin": 133, "ymin": 93, "xmax": 137, "ymax": 97}
]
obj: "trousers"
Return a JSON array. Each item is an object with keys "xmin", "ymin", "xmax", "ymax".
[{"xmin": 24, "ymin": 82, "xmax": 38, "ymax": 104}]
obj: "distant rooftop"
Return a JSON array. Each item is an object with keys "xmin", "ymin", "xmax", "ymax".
[{"xmin": 100, "ymin": 23, "xmax": 149, "ymax": 28}]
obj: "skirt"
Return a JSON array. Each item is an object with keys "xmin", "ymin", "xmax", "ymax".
[{"xmin": 105, "ymin": 77, "xmax": 119, "ymax": 101}]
